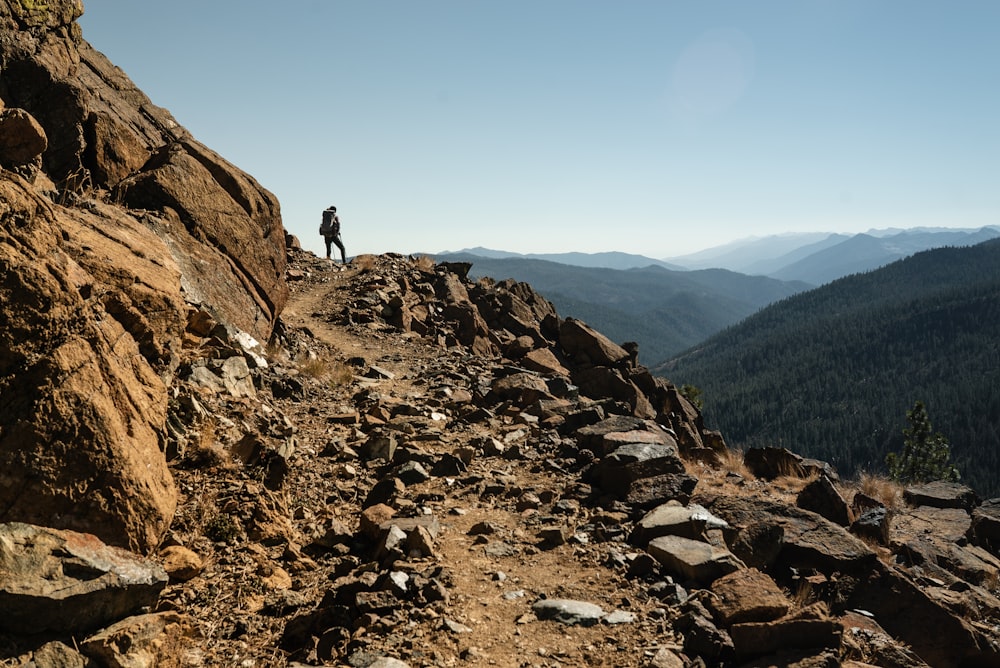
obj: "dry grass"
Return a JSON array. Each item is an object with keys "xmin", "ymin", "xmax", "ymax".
[
  {"xmin": 856, "ymin": 471, "xmax": 904, "ymax": 510},
  {"xmin": 412, "ymin": 254, "xmax": 437, "ymax": 272},
  {"xmin": 296, "ymin": 353, "xmax": 354, "ymax": 387},
  {"xmin": 771, "ymin": 472, "xmax": 815, "ymax": 497},
  {"xmin": 983, "ymin": 568, "xmax": 1000, "ymax": 597},
  {"xmin": 182, "ymin": 418, "xmax": 233, "ymax": 470},
  {"xmin": 719, "ymin": 447, "xmax": 753, "ymax": 480},
  {"xmin": 264, "ymin": 340, "xmax": 290, "ymax": 364},
  {"xmin": 790, "ymin": 579, "xmax": 819, "ymax": 610}
]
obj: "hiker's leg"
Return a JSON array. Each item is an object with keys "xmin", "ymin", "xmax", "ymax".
[
  {"xmin": 324, "ymin": 235, "xmax": 332, "ymax": 259},
  {"xmin": 333, "ymin": 235, "xmax": 346, "ymax": 263}
]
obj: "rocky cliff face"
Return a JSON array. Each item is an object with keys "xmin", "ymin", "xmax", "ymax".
[{"xmin": 0, "ymin": 0, "xmax": 287, "ymax": 552}]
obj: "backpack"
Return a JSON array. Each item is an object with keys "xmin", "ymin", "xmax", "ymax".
[{"xmin": 319, "ymin": 209, "xmax": 337, "ymax": 235}]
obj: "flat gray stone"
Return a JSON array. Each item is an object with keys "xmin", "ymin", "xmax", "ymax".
[
  {"xmin": 532, "ymin": 598, "xmax": 606, "ymax": 626},
  {"xmin": 647, "ymin": 535, "xmax": 744, "ymax": 585},
  {"xmin": 904, "ymin": 481, "xmax": 979, "ymax": 511},
  {"xmin": 483, "ymin": 541, "xmax": 519, "ymax": 558},
  {"xmin": 602, "ymin": 610, "xmax": 637, "ymax": 624},
  {"xmin": 632, "ymin": 502, "xmax": 730, "ymax": 545}
]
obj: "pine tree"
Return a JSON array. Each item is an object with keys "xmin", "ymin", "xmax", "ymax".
[
  {"xmin": 885, "ymin": 401, "xmax": 960, "ymax": 483},
  {"xmin": 679, "ymin": 384, "xmax": 704, "ymax": 411}
]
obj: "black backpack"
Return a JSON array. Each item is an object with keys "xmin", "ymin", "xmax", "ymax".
[{"xmin": 320, "ymin": 209, "xmax": 337, "ymax": 235}]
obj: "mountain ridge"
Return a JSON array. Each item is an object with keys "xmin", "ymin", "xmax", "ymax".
[
  {"xmin": 433, "ymin": 251, "xmax": 810, "ymax": 363},
  {"xmin": 659, "ymin": 238, "xmax": 1000, "ymax": 495}
]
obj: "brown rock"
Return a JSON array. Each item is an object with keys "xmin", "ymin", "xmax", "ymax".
[
  {"xmin": 261, "ymin": 565, "xmax": 293, "ymax": 590},
  {"xmin": 971, "ymin": 498, "xmax": 1000, "ymax": 556},
  {"xmin": 622, "ymin": 472, "xmax": 700, "ymax": 509},
  {"xmin": 847, "ymin": 562, "xmax": 1000, "ymax": 668},
  {"xmin": 29, "ymin": 642, "xmax": 88, "ymax": 668},
  {"xmin": 488, "ymin": 372, "xmax": 552, "ymax": 406},
  {"xmin": 728, "ymin": 604, "xmax": 841, "ymax": 659},
  {"xmin": 743, "ymin": 447, "xmax": 806, "ymax": 479},
  {"xmin": 590, "ymin": 442, "xmax": 687, "ymax": 495},
  {"xmin": 646, "ymin": 535, "xmax": 744, "ymax": 585},
  {"xmin": 575, "ymin": 415, "xmax": 653, "ymax": 455},
  {"xmin": 504, "ymin": 335, "xmax": 536, "ymax": 359},
  {"xmin": 81, "ymin": 612, "xmax": 192, "ymax": 668},
  {"xmin": 730, "ymin": 520, "xmax": 785, "ymax": 570},
  {"xmin": 797, "ymin": 475, "xmax": 851, "ymax": 526},
  {"xmin": 573, "ymin": 366, "xmax": 656, "ymax": 418},
  {"xmin": 903, "ymin": 481, "xmax": 979, "ymax": 511},
  {"xmin": 1, "ymin": 15, "xmax": 288, "ymax": 344},
  {"xmin": 890, "ymin": 506, "xmax": 971, "ymax": 545},
  {"xmin": 0, "ymin": 107, "xmax": 46, "ymax": 168},
  {"xmin": 159, "ymin": 545, "xmax": 203, "ymax": 582},
  {"xmin": 840, "ymin": 611, "xmax": 930, "ymax": 667},
  {"xmin": 558, "ymin": 317, "xmax": 630, "ymax": 367},
  {"xmin": 117, "ymin": 142, "xmax": 287, "ymax": 342},
  {"xmin": 0, "ymin": 0, "xmax": 303, "ymax": 551},
  {"xmin": 851, "ymin": 506, "xmax": 891, "ymax": 546},
  {"xmin": 696, "ymin": 493, "xmax": 876, "ymax": 573},
  {"xmin": 521, "ymin": 347, "xmax": 571, "ymax": 377},
  {"xmin": 0, "ymin": 176, "xmax": 179, "ymax": 552},
  {"xmin": 0, "ymin": 523, "xmax": 168, "ymax": 635},
  {"xmin": 632, "ymin": 502, "xmax": 730, "ymax": 545},
  {"xmin": 601, "ymin": 428, "xmax": 677, "ymax": 454},
  {"xmin": 360, "ymin": 504, "xmax": 396, "ymax": 540},
  {"xmin": 708, "ymin": 568, "xmax": 791, "ymax": 625},
  {"xmin": 649, "ymin": 648, "xmax": 685, "ymax": 668}
]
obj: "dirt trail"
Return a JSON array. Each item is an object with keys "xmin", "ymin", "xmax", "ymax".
[{"xmin": 275, "ymin": 258, "xmax": 677, "ymax": 666}]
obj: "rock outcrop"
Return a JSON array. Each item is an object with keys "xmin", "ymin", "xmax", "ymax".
[{"xmin": 0, "ymin": 0, "xmax": 287, "ymax": 552}]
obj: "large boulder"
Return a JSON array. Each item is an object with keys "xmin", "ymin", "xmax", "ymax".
[
  {"xmin": 0, "ymin": 1, "xmax": 287, "ymax": 343},
  {"xmin": 0, "ymin": 176, "xmax": 178, "ymax": 551},
  {"xmin": 0, "ymin": 523, "xmax": 168, "ymax": 635},
  {"xmin": 847, "ymin": 562, "xmax": 1000, "ymax": 668},
  {"xmin": 0, "ymin": 0, "xmax": 291, "ymax": 550},
  {"xmin": 647, "ymin": 535, "xmax": 744, "ymax": 586},
  {"xmin": 695, "ymin": 493, "xmax": 876, "ymax": 574},
  {"xmin": 558, "ymin": 317, "xmax": 631, "ymax": 367},
  {"xmin": 903, "ymin": 481, "xmax": 980, "ymax": 511},
  {"xmin": 971, "ymin": 499, "xmax": 1000, "ymax": 556}
]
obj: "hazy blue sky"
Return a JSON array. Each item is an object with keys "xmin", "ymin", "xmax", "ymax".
[{"xmin": 79, "ymin": 1, "xmax": 1000, "ymax": 260}]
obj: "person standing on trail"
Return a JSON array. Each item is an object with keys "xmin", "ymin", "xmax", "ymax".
[{"xmin": 319, "ymin": 205, "xmax": 347, "ymax": 263}]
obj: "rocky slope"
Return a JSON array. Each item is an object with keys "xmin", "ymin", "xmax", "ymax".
[
  {"xmin": 0, "ymin": 0, "xmax": 286, "ymax": 552},
  {"xmin": 2, "ymin": 248, "xmax": 999, "ymax": 667},
  {"xmin": 1, "ymin": 3, "xmax": 1000, "ymax": 667}
]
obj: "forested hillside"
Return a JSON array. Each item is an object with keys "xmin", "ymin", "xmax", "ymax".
[
  {"xmin": 658, "ymin": 239, "xmax": 1000, "ymax": 496},
  {"xmin": 435, "ymin": 253, "xmax": 809, "ymax": 363}
]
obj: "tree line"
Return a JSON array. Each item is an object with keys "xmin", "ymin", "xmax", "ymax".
[{"xmin": 660, "ymin": 240, "xmax": 1000, "ymax": 496}]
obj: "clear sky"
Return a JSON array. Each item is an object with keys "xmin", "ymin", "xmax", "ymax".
[{"xmin": 78, "ymin": 1, "xmax": 1000, "ymax": 260}]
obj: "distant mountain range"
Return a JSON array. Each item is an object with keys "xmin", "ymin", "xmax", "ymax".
[
  {"xmin": 665, "ymin": 226, "xmax": 1000, "ymax": 285},
  {"xmin": 657, "ymin": 238, "xmax": 1000, "ymax": 496},
  {"xmin": 446, "ymin": 247, "xmax": 685, "ymax": 271},
  {"xmin": 449, "ymin": 227, "xmax": 1000, "ymax": 288},
  {"xmin": 432, "ymin": 253, "xmax": 809, "ymax": 365}
]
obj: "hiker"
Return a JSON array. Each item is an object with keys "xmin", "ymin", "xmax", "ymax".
[{"xmin": 319, "ymin": 205, "xmax": 346, "ymax": 263}]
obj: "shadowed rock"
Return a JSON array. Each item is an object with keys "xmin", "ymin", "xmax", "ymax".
[
  {"xmin": 903, "ymin": 481, "xmax": 979, "ymax": 511},
  {"xmin": 0, "ymin": 523, "xmax": 168, "ymax": 635},
  {"xmin": 797, "ymin": 475, "xmax": 851, "ymax": 526},
  {"xmin": 559, "ymin": 318, "xmax": 631, "ymax": 367},
  {"xmin": 696, "ymin": 493, "xmax": 876, "ymax": 573}
]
